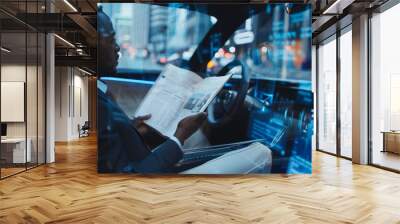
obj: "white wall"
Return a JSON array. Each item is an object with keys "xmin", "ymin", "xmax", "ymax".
[
  {"xmin": 54, "ymin": 67, "xmax": 89, "ymax": 141},
  {"xmin": 73, "ymin": 73, "xmax": 89, "ymax": 137},
  {"xmin": 55, "ymin": 67, "xmax": 69, "ymax": 141}
]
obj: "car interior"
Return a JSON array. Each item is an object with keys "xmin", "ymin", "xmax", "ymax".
[{"xmin": 101, "ymin": 3, "xmax": 313, "ymax": 173}]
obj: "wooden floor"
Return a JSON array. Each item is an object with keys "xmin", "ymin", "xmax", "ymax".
[{"xmin": 1, "ymin": 135, "xmax": 400, "ymax": 224}]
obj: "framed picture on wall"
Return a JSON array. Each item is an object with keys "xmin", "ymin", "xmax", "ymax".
[{"xmin": 97, "ymin": 2, "xmax": 313, "ymax": 174}]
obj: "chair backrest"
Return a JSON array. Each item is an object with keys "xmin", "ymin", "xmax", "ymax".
[{"xmin": 80, "ymin": 121, "xmax": 90, "ymax": 130}]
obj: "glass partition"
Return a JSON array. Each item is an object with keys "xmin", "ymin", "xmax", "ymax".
[
  {"xmin": 38, "ymin": 32, "xmax": 45, "ymax": 165},
  {"xmin": 27, "ymin": 30, "xmax": 38, "ymax": 169},
  {"xmin": 1, "ymin": 31, "xmax": 28, "ymax": 177},
  {"xmin": 0, "ymin": 1, "xmax": 46, "ymax": 179}
]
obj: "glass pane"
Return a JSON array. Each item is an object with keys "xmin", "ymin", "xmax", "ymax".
[
  {"xmin": 317, "ymin": 37, "xmax": 337, "ymax": 154},
  {"xmin": 1, "ymin": 31, "xmax": 27, "ymax": 177},
  {"xmin": 371, "ymin": 4, "xmax": 400, "ymax": 171},
  {"xmin": 0, "ymin": 1, "xmax": 46, "ymax": 178},
  {"xmin": 27, "ymin": 31, "xmax": 38, "ymax": 169},
  {"xmin": 26, "ymin": 0, "xmax": 39, "ymax": 169},
  {"xmin": 339, "ymin": 29, "xmax": 352, "ymax": 158},
  {"xmin": 38, "ymin": 32, "xmax": 45, "ymax": 165}
]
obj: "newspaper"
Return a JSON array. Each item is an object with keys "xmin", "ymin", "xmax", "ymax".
[{"xmin": 135, "ymin": 64, "xmax": 232, "ymax": 138}]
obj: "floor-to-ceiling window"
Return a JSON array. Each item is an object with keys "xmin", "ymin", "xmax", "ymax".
[
  {"xmin": 317, "ymin": 35, "xmax": 337, "ymax": 154},
  {"xmin": 312, "ymin": 45, "xmax": 317, "ymax": 151},
  {"xmin": 339, "ymin": 27, "xmax": 352, "ymax": 158},
  {"xmin": 316, "ymin": 24, "xmax": 353, "ymax": 159},
  {"xmin": 370, "ymin": 2, "xmax": 400, "ymax": 171},
  {"xmin": 0, "ymin": 0, "xmax": 46, "ymax": 179}
]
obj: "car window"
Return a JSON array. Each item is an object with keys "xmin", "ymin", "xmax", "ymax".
[
  {"xmin": 102, "ymin": 3, "xmax": 215, "ymax": 74},
  {"xmin": 207, "ymin": 5, "xmax": 312, "ymax": 83}
]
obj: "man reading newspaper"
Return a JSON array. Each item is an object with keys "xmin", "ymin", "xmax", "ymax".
[
  {"xmin": 97, "ymin": 8, "xmax": 206, "ymax": 173},
  {"xmin": 134, "ymin": 64, "xmax": 232, "ymax": 138},
  {"xmin": 97, "ymin": 7, "xmax": 271, "ymax": 174}
]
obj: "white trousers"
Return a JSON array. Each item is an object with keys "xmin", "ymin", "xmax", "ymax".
[{"xmin": 181, "ymin": 143, "xmax": 272, "ymax": 174}]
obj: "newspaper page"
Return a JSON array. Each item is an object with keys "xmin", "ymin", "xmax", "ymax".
[
  {"xmin": 168, "ymin": 74, "xmax": 232, "ymax": 137},
  {"xmin": 135, "ymin": 64, "xmax": 231, "ymax": 138},
  {"xmin": 135, "ymin": 64, "xmax": 202, "ymax": 137},
  {"xmin": 184, "ymin": 75, "xmax": 232, "ymax": 112}
]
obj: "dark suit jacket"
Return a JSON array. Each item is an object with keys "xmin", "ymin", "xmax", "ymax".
[{"xmin": 97, "ymin": 89, "xmax": 182, "ymax": 173}]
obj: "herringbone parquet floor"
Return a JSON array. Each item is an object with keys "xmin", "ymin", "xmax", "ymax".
[{"xmin": 1, "ymin": 135, "xmax": 400, "ymax": 224}]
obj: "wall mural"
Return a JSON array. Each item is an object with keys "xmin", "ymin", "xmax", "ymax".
[{"xmin": 97, "ymin": 3, "xmax": 313, "ymax": 174}]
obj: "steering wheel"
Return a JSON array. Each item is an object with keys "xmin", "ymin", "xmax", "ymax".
[{"xmin": 207, "ymin": 60, "xmax": 250, "ymax": 126}]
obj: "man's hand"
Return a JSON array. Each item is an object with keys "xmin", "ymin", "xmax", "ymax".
[
  {"xmin": 132, "ymin": 114, "xmax": 152, "ymax": 136},
  {"xmin": 174, "ymin": 112, "xmax": 207, "ymax": 145},
  {"xmin": 133, "ymin": 114, "xmax": 168, "ymax": 149},
  {"xmin": 134, "ymin": 114, "xmax": 152, "ymax": 124}
]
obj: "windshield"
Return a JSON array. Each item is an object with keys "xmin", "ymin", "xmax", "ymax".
[
  {"xmin": 207, "ymin": 5, "xmax": 311, "ymax": 83},
  {"xmin": 101, "ymin": 3, "xmax": 215, "ymax": 73}
]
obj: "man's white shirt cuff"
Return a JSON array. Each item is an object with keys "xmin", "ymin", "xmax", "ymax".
[{"xmin": 170, "ymin": 136, "xmax": 182, "ymax": 149}]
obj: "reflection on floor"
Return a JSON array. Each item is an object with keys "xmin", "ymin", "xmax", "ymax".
[
  {"xmin": 0, "ymin": 163, "xmax": 42, "ymax": 178},
  {"xmin": 0, "ymin": 135, "xmax": 400, "ymax": 223},
  {"xmin": 1, "ymin": 167, "xmax": 25, "ymax": 178},
  {"xmin": 373, "ymin": 150, "xmax": 400, "ymax": 171},
  {"xmin": 341, "ymin": 147, "xmax": 352, "ymax": 158}
]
